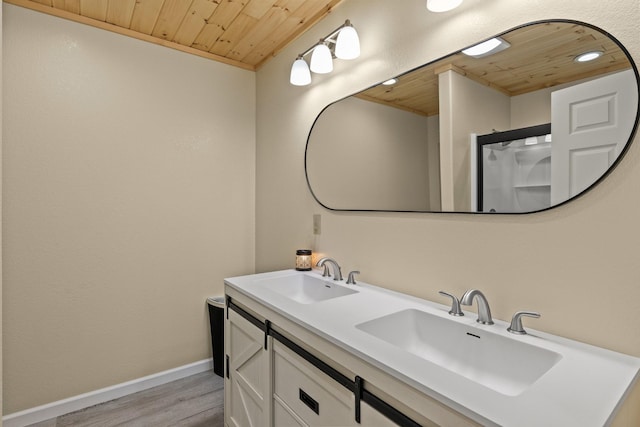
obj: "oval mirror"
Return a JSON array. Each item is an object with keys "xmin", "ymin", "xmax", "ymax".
[{"xmin": 305, "ymin": 20, "xmax": 639, "ymax": 213}]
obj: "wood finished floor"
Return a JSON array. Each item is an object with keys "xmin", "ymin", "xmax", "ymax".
[{"xmin": 28, "ymin": 371, "xmax": 224, "ymax": 427}]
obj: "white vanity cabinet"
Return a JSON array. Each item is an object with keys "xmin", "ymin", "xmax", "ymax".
[{"xmin": 224, "ymin": 286, "xmax": 480, "ymax": 427}]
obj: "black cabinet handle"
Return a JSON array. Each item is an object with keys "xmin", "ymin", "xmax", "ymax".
[
  {"xmin": 225, "ymin": 355, "xmax": 230, "ymax": 379},
  {"xmin": 299, "ymin": 388, "xmax": 319, "ymax": 415}
]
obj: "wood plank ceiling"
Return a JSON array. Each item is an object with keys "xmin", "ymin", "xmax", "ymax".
[
  {"xmin": 5, "ymin": 0, "xmax": 346, "ymax": 70},
  {"xmin": 357, "ymin": 22, "xmax": 632, "ymax": 116}
]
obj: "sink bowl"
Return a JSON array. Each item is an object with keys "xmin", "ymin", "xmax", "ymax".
[
  {"xmin": 356, "ymin": 309, "xmax": 562, "ymax": 396},
  {"xmin": 257, "ymin": 274, "xmax": 358, "ymax": 304}
]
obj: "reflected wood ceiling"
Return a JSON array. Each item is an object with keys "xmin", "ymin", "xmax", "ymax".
[
  {"xmin": 6, "ymin": 0, "xmax": 345, "ymax": 70},
  {"xmin": 357, "ymin": 22, "xmax": 632, "ymax": 116}
]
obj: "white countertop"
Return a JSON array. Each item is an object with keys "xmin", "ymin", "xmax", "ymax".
[{"xmin": 224, "ymin": 269, "xmax": 640, "ymax": 427}]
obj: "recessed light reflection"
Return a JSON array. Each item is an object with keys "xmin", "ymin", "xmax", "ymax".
[
  {"xmin": 462, "ymin": 37, "xmax": 510, "ymax": 58},
  {"xmin": 574, "ymin": 51, "xmax": 603, "ymax": 63}
]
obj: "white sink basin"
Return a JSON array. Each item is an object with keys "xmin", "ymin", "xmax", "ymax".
[
  {"xmin": 356, "ymin": 309, "xmax": 562, "ymax": 396},
  {"xmin": 257, "ymin": 274, "xmax": 358, "ymax": 304}
]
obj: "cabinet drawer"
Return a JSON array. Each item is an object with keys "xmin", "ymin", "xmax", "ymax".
[
  {"xmin": 273, "ymin": 395, "xmax": 307, "ymax": 427},
  {"xmin": 273, "ymin": 340, "xmax": 357, "ymax": 427}
]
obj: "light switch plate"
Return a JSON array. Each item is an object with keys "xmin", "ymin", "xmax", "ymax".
[{"xmin": 313, "ymin": 214, "xmax": 321, "ymax": 235}]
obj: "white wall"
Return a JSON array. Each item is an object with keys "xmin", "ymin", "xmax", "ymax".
[
  {"xmin": 3, "ymin": 4, "xmax": 255, "ymax": 414},
  {"xmin": 427, "ymin": 115, "xmax": 441, "ymax": 210},
  {"xmin": 307, "ymin": 97, "xmax": 431, "ymax": 211},
  {"xmin": 511, "ymin": 87, "xmax": 555, "ymax": 129},
  {"xmin": 255, "ymin": 0, "xmax": 640, "ymax": 424}
]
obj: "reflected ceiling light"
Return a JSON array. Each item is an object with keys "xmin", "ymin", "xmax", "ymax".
[
  {"xmin": 574, "ymin": 50, "xmax": 603, "ymax": 63},
  {"xmin": 289, "ymin": 20, "xmax": 360, "ymax": 86},
  {"xmin": 462, "ymin": 37, "xmax": 510, "ymax": 58},
  {"xmin": 426, "ymin": 0, "xmax": 463, "ymax": 12},
  {"xmin": 382, "ymin": 78, "xmax": 398, "ymax": 85},
  {"xmin": 335, "ymin": 20, "xmax": 360, "ymax": 60},
  {"xmin": 310, "ymin": 41, "xmax": 333, "ymax": 74},
  {"xmin": 290, "ymin": 56, "xmax": 312, "ymax": 86}
]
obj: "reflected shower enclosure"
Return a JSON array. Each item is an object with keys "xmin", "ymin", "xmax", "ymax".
[{"xmin": 477, "ymin": 124, "xmax": 551, "ymax": 213}]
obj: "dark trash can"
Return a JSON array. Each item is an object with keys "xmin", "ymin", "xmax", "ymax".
[{"xmin": 207, "ymin": 296, "xmax": 225, "ymax": 377}]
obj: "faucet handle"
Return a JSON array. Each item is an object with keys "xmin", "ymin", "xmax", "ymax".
[
  {"xmin": 507, "ymin": 311, "xmax": 540, "ymax": 335},
  {"xmin": 438, "ymin": 291, "xmax": 464, "ymax": 316},
  {"xmin": 346, "ymin": 271, "xmax": 360, "ymax": 285}
]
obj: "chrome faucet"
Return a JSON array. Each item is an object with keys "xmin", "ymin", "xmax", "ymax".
[
  {"xmin": 316, "ymin": 257, "xmax": 343, "ymax": 281},
  {"xmin": 460, "ymin": 289, "xmax": 494, "ymax": 325}
]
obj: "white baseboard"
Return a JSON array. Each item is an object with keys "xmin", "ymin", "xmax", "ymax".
[{"xmin": 3, "ymin": 358, "xmax": 213, "ymax": 427}]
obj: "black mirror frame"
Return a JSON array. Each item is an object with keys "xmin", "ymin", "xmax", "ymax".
[{"xmin": 304, "ymin": 19, "xmax": 640, "ymax": 215}]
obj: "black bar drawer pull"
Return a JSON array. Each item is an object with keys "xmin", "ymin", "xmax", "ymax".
[{"xmin": 299, "ymin": 388, "xmax": 319, "ymax": 415}]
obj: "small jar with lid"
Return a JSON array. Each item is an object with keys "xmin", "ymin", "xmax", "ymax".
[{"xmin": 295, "ymin": 249, "xmax": 312, "ymax": 271}]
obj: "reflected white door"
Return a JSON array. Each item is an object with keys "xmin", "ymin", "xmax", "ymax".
[{"xmin": 551, "ymin": 69, "xmax": 637, "ymax": 204}]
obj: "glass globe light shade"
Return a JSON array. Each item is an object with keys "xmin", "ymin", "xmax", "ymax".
[
  {"xmin": 310, "ymin": 43, "xmax": 333, "ymax": 74},
  {"xmin": 335, "ymin": 25, "xmax": 360, "ymax": 60},
  {"xmin": 290, "ymin": 58, "xmax": 311, "ymax": 86}
]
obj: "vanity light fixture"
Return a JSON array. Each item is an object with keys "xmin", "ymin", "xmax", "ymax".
[
  {"xmin": 426, "ymin": 0, "xmax": 463, "ymax": 12},
  {"xmin": 289, "ymin": 20, "xmax": 360, "ymax": 86},
  {"xmin": 574, "ymin": 50, "xmax": 603, "ymax": 63},
  {"xmin": 462, "ymin": 37, "xmax": 510, "ymax": 58}
]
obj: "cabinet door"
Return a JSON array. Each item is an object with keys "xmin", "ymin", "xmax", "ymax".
[{"xmin": 225, "ymin": 309, "xmax": 271, "ymax": 427}]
